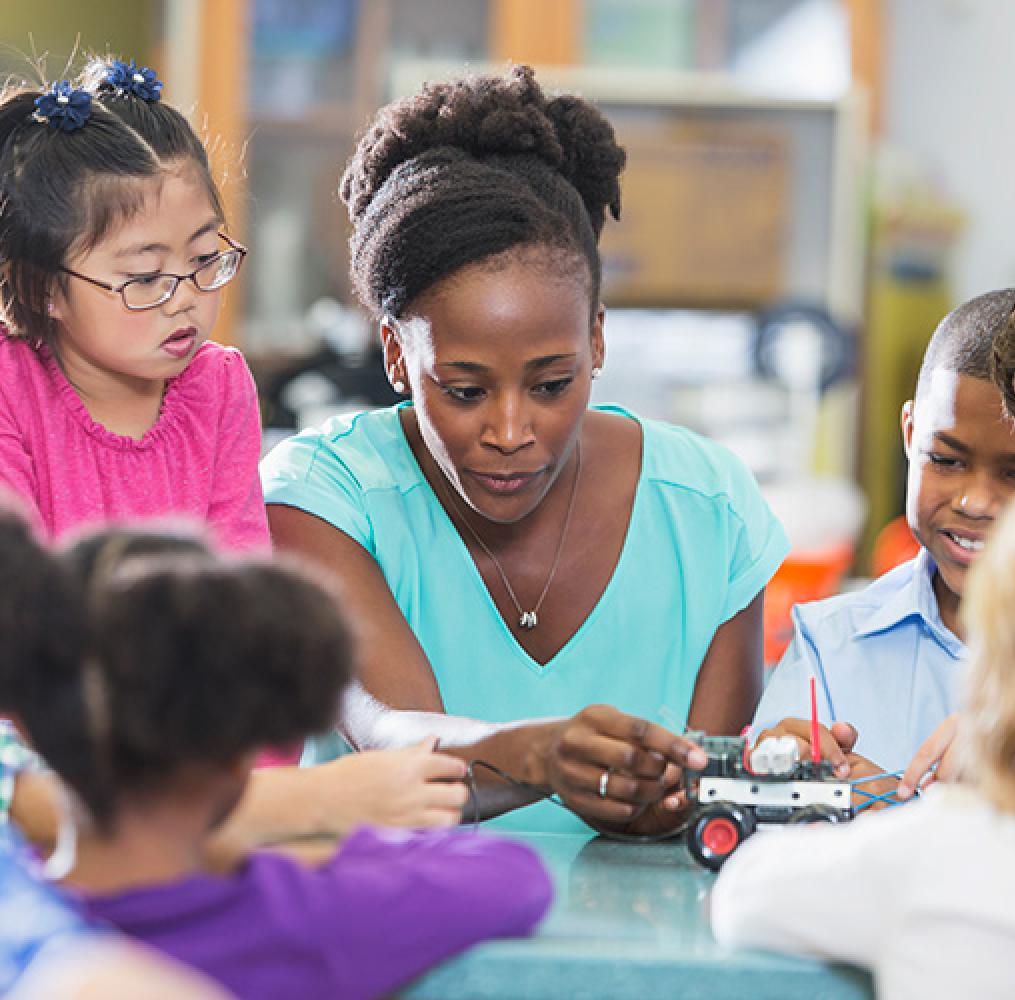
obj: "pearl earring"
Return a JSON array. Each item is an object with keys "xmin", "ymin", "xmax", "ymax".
[
  {"xmin": 591, "ymin": 367, "xmax": 601, "ymax": 379},
  {"xmin": 392, "ymin": 379, "xmax": 406, "ymax": 394}
]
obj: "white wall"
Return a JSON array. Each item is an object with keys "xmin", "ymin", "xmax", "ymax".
[{"xmin": 886, "ymin": 0, "xmax": 1015, "ymax": 300}]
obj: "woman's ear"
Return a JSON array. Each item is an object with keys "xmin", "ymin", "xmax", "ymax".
[
  {"xmin": 591, "ymin": 304, "xmax": 606, "ymax": 373},
  {"xmin": 380, "ymin": 315, "xmax": 407, "ymax": 394}
]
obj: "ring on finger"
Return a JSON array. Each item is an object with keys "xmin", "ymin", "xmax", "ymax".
[{"xmin": 598, "ymin": 768, "xmax": 611, "ymax": 799}]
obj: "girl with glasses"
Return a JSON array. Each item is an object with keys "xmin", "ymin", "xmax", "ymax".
[
  {"xmin": 0, "ymin": 55, "xmax": 266, "ymax": 552},
  {"xmin": 0, "ymin": 56, "xmax": 469, "ymax": 878}
]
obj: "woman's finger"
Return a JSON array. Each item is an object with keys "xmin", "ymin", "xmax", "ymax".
[
  {"xmin": 559, "ymin": 788, "xmax": 639, "ymax": 825},
  {"xmin": 570, "ymin": 705, "xmax": 706, "ymax": 769},
  {"xmin": 562, "ymin": 759, "xmax": 671, "ymax": 806}
]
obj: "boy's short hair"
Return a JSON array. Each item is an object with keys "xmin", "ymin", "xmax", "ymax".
[
  {"xmin": 916, "ymin": 289, "xmax": 1015, "ymax": 401},
  {"xmin": 989, "ymin": 302, "xmax": 1015, "ymax": 419}
]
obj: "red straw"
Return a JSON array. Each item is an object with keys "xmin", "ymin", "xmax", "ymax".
[{"xmin": 809, "ymin": 676, "xmax": 821, "ymax": 764}]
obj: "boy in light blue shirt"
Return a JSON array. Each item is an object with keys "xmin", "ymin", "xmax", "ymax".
[{"xmin": 755, "ymin": 289, "xmax": 1015, "ymax": 777}]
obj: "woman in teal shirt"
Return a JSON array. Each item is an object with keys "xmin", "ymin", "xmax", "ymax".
[{"xmin": 261, "ymin": 67, "xmax": 788, "ymax": 834}]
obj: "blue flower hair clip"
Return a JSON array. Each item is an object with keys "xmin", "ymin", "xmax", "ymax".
[
  {"xmin": 103, "ymin": 59, "xmax": 163, "ymax": 102},
  {"xmin": 33, "ymin": 82, "xmax": 92, "ymax": 133}
]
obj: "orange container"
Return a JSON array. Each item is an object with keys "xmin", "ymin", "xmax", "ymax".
[
  {"xmin": 764, "ymin": 542, "xmax": 854, "ymax": 666},
  {"xmin": 871, "ymin": 515, "xmax": 920, "ymax": 579}
]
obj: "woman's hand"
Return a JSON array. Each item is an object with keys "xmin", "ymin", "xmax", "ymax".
[
  {"xmin": 540, "ymin": 705, "xmax": 705, "ymax": 829},
  {"xmin": 898, "ymin": 714, "xmax": 960, "ymax": 799}
]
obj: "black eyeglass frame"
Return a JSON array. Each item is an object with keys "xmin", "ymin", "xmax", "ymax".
[{"xmin": 59, "ymin": 232, "xmax": 247, "ymax": 312}]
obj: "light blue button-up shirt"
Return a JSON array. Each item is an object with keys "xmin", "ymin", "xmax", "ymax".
[{"xmin": 753, "ymin": 549, "xmax": 965, "ymax": 774}]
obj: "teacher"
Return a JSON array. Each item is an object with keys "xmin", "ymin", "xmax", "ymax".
[{"xmin": 261, "ymin": 66, "xmax": 788, "ymax": 833}]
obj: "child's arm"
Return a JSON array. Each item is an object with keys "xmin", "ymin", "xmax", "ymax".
[
  {"xmin": 754, "ymin": 605, "xmax": 861, "ymax": 772},
  {"xmin": 0, "ymin": 390, "xmax": 44, "ymax": 531},
  {"xmin": 312, "ymin": 827, "xmax": 553, "ymax": 998},
  {"xmin": 10, "ymin": 748, "xmax": 468, "ymax": 871},
  {"xmin": 205, "ymin": 350, "xmax": 270, "ymax": 552},
  {"xmin": 753, "ymin": 717, "xmax": 899, "ymax": 809},
  {"xmin": 202, "ymin": 743, "xmax": 469, "ymax": 871},
  {"xmin": 752, "ymin": 610, "xmax": 901, "ymax": 806}
]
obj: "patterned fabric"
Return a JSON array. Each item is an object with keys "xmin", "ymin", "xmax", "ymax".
[
  {"xmin": 0, "ymin": 831, "xmax": 92, "ymax": 994},
  {"xmin": 0, "ymin": 720, "xmax": 42, "ymax": 827}
]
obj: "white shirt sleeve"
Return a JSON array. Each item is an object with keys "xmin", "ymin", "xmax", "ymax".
[{"xmin": 710, "ymin": 802, "xmax": 920, "ymax": 967}]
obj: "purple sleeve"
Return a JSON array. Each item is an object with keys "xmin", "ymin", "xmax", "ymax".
[
  {"xmin": 312, "ymin": 826, "xmax": 553, "ymax": 1000},
  {"xmin": 206, "ymin": 349, "xmax": 271, "ymax": 553}
]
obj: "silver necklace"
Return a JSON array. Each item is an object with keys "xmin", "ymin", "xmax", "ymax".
[{"xmin": 441, "ymin": 443, "xmax": 582, "ymax": 630}]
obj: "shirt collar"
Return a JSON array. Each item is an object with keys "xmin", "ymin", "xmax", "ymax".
[{"xmin": 853, "ymin": 548, "xmax": 965, "ymax": 658}]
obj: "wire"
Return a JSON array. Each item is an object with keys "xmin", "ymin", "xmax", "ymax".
[
  {"xmin": 464, "ymin": 759, "xmax": 559, "ymax": 830},
  {"xmin": 848, "ymin": 769, "xmax": 910, "ymax": 811},
  {"xmin": 849, "ymin": 770, "xmax": 904, "ymax": 785}
]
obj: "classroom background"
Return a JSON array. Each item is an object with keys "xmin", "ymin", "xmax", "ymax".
[{"xmin": 3, "ymin": 0, "xmax": 1005, "ymax": 663}]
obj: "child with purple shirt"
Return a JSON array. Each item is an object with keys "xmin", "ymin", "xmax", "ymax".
[{"xmin": 3, "ymin": 513, "xmax": 552, "ymax": 1000}]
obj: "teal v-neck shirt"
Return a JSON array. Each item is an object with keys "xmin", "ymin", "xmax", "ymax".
[{"xmin": 261, "ymin": 404, "xmax": 788, "ymax": 832}]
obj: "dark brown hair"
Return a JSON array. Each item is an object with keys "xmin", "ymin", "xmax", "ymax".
[
  {"xmin": 340, "ymin": 65, "xmax": 626, "ymax": 320},
  {"xmin": 916, "ymin": 289, "xmax": 1015, "ymax": 405},
  {"xmin": 4, "ymin": 521, "xmax": 353, "ymax": 829},
  {"xmin": 0, "ymin": 55, "xmax": 223, "ymax": 351}
]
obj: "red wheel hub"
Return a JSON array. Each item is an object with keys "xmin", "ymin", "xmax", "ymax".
[{"xmin": 701, "ymin": 817, "xmax": 739, "ymax": 856}]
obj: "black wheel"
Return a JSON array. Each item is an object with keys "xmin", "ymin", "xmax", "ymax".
[
  {"xmin": 687, "ymin": 802, "xmax": 756, "ymax": 871},
  {"xmin": 789, "ymin": 804, "xmax": 846, "ymax": 824}
]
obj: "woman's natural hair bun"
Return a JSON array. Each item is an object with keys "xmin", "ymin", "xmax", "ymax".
[{"xmin": 341, "ymin": 65, "xmax": 624, "ymax": 235}]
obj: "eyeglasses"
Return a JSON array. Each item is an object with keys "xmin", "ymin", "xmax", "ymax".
[{"xmin": 60, "ymin": 232, "xmax": 247, "ymax": 311}]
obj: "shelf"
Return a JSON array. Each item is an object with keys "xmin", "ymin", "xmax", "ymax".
[{"xmin": 248, "ymin": 105, "xmax": 362, "ymax": 140}]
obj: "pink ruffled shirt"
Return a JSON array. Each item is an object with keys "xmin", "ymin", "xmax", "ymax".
[{"xmin": 0, "ymin": 329, "xmax": 269, "ymax": 552}]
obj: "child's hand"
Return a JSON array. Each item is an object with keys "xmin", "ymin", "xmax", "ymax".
[
  {"xmin": 843, "ymin": 751, "xmax": 898, "ymax": 811},
  {"xmin": 204, "ymin": 740, "xmax": 469, "ymax": 869},
  {"xmin": 755, "ymin": 717, "xmax": 859, "ymax": 778},
  {"xmin": 898, "ymin": 714, "xmax": 960, "ymax": 799},
  {"xmin": 324, "ymin": 740, "xmax": 469, "ymax": 829}
]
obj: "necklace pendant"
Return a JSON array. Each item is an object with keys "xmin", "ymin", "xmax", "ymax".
[{"xmin": 519, "ymin": 610, "xmax": 538, "ymax": 629}]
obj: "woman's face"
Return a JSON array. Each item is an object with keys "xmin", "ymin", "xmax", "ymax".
[{"xmin": 387, "ymin": 251, "xmax": 603, "ymax": 525}]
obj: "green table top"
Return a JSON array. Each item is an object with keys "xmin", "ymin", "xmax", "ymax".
[{"xmin": 404, "ymin": 831, "xmax": 875, "ymax": 1000}]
